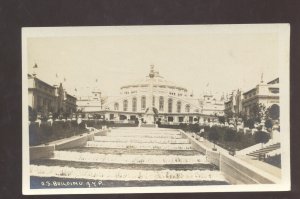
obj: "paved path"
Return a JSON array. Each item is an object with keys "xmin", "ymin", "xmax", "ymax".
[{"xmin": 236, "ymin": 155, "xmax": 281, "ymax": 178}]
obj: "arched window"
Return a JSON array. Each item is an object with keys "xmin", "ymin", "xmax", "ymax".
[
  {"xmin": 159, "ymin": 96, "xmax": 164, "ymax": 112},
  {"xmin": 141, "ymin": 96, "xmax": 146, "ymax": 110},
  {"xmin": 132, "ymin": 97, "xmax": 137, "ymax": 112},
  {"xmin": 114, "ymin": 103, "xmax": 119, "ymax": 111},
  {"xmin": 123, "ymin": 100, "xmax": 128, "ymax": 111},
  {"xmin": 168, "ymin": 98, "xmax": 173, "ymax": 113},
  {"xmin": 177, "ymin": 101, "xmax": 181, "ymax": 113},
  {"xmin": 185, "ymin": 104, "xmax": 190, "ymax": 113}
]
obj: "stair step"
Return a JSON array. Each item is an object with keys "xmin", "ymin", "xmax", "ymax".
[
  {"xmin": 246, "ymin": 143, "xmax": 281, "ymax": 156},
  {"xmin": 30, "ymin": 165, "xmax": 227, "ymax": 182},
  {"xmin": 52, "ymin": 151, "xmax": 207, "ymax": 165},
  {"xmin": 31, "ymin": 159, "xmax": 215, "ymax": 171},
  {"xmin": 106, "ymin": 133, "xmax": 183, "ymax": 139},
  {"xmin": 108, "ymin": 131, "xmax": 181, "ymax": 136},
  {"xmin": 86, "ymin": 141, "xmax": 193, "ymax": 150},
  {"xmin": 94, "ymin": 136, "xmax": 190, "ymax": 144},
  {"xmin": 62, "ymin": 147, "xmax": 202, "ymax": 156},
  {"xmin": 251, "ymin": 147, "xmax": 280, "ymax": 153}
]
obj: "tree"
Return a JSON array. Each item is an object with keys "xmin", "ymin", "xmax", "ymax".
[
  {"xmin": 244, "ymin": 118, "xmax": 255, "ymax": 129},
  {"xmin": 254, "ymin": 130, "xmax": 270, "ymax": 148},
  {"xmin": 266, "ymin": 104, "xmax": 280, "ymax": 120},
  {"xmin": 28, "ymin": 106, "xmax": 37, "ymax": 122},
  {"xmin": 250, "ymin": 103, "xmax": 266, "ymax": 123},
  {"xmin": 237, "ymin": 112, "xmax": 247, "ymax": 122},
  {"xmin": 63, "ymin": 111, "xmax": 71, "ymax": 119},
  {"xmin": 191, "ymin": 123, "xmax": 200, "ymax": 133},
  {"xmin": 224, "ymin": 128, "xmax": 236, "ymax": 143},
  {"xmin": 265, "ymin": 119, "xmax": 273, "ymax": 130},
  {"xmin": 225, "ymin": 110, "xmax": 234, "ymax": 119}
]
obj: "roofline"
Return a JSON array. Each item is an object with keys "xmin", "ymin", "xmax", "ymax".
[
  {"xmin": 267, "ymin": 77, "xmax": 279, "ymax": 84},
  {"xmin": 29, "ymin": 75, "xmax": 55, "ymax": 89},
  {"xmin": 243, "ymin": 87, "xmax": 257, "ymax": 95},
  {"xmin": 121, "ymin": 84, "xmax": 188, "ymax": 91}
]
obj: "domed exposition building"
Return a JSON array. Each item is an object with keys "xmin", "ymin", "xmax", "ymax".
[{"xmin": 95, "ymin": 65, "xmax": 223, "ymax": 124}]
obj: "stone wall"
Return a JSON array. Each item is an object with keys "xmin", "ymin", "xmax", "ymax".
[
  {"xmin": 55, "ymin": 135, "xmax": 90, "ymax": 150},
  {"xmin": 206, "ymin": 150, "xmax": 220, "ymax": 168},
  {"xmin": 30, "ymin": 145, "xmax": 55, "ymax": 161},
  {"xmin": 180, "ymin": 130, "xmax": 206, "ymax": 154},
  {"xmin": 181, "ymin": 130, "xmax": 280, "ymax": 184},
  {"xmin": 220, "ymin": 154, "xmax": 279, "ymax": 184},
  {"xmin": 30, "ymin": 130, "xmax": 103, "ymax": 161}
]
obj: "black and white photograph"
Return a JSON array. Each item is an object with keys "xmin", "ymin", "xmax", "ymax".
[{"xmin": 22, "ymin": 24, "xmax": 290, "ymax": 194}]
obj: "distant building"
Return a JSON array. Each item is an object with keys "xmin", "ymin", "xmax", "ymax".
[
  {"xmin": 201, "ymin": 94, "xmax": 225, "ymax": 116},
  {"xmin": 88, "ymin": 66, "xmax": 220, "ymax": 123},
  {"xmin": 76, "ymin": 88, "xmax": 102, "ymax": 117},
  {"xmin": 224, "ymin": 89, "xmax": 243, "ymax": 117},
  {"xmin": 27, "ymin": 74, "xmax": 77, "ymax": 116},
  {"xmin": 242, "ymin": 77, "xmax": 279, "ymax": 119}
]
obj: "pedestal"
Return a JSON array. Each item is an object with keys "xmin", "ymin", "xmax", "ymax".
[
  {"xmin": 145, "ymin": 113, "xmax": 155, "ymax": 124},
  {"xmin": 141, "ymin": 108, "xmax": 156, "ymax": 128}
]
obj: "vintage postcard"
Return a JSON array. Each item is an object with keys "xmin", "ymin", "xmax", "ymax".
[{"xmin": 22, "ymin": 24, "xmax": 290, "ymax": 194}]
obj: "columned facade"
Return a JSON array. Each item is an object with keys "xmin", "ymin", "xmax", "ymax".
[{"xmin": 101, "ymin": 66, "xmax": 218, "ymax": 123}]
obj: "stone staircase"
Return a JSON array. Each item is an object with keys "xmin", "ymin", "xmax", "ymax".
[
  {"xmin": 30, "ymin": 127, "xmax": 228, "ymax": 188},
  {"xmin": 247, "ymin": 143, "xmax": 280, "ymax": 159}
]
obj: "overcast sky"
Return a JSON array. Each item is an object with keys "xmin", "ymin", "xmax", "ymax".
[{"xmin": 26, "ymin": 25, "xmax": 281, "ymax": 97}]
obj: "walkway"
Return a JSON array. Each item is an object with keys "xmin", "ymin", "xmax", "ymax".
[{"xmin": 236, "ymin": 155, "xmax": 281, "ymax": 178}]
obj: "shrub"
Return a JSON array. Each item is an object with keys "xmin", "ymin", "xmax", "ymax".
[
  {"xmin": 245, "ymin": 118, "xmax": 255, "ymax": 129},
  {"xmin": 208, "ymin": 126, "xmax": 220, "ymax": 147},
  {"xmin": 178, "ymin": 123, "xmax": 187, "ymax": 130},
  {"xmin": 189, "ymin": 123, "xmax": 200, "ymax": 133},
  {"xmin": 204, "ymin": 125, "xmax": 211, "ymax": 133},
  {"xmin": 29, "ymin": 120, "xmax": 88, "ymax": 146},
  {"xmin": 224, "ymin": 128, "xmax": 236, "ymax": 142},
  {"xmin": 265, "ymin": 119, "xmax": 273, "ymax": 129},
  {"xmin": 29, "ymin": 122, "xmax": 39, "ymax": 145},
  {"xmin": 218, "ymin": 116, "xmax": 225, "ymax": 124},
  {"xmin": 254, "ymin": 130, "xmax": 270, "ymax": 145},
  {"xmin": 40, "ymin": 122, "xmax": 53, "ymax": 137}
]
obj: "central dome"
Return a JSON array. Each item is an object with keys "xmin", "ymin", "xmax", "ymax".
[{"xmin": 120, "ymin": 66, "xmax": 188, "ymax": 92}]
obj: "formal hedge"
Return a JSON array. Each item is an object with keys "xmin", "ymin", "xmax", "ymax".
[
  {"xmin": 159, "ymin": 123, "xmax": 256, "ymax": 151},
  {"xmin": 29, "ymin": 121, "xmax": 88, "ymax": 146},
  {"xmin": 83, "ymin": 120, "xmax": 138, "ymax": 129},
  {"xmin": 29, "ymin": 120, "xmax": 139, "ymax": 146}
]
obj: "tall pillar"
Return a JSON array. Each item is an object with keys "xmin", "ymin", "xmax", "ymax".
[{"xmin": 144, "ymin": 65, "xmax": 155, "ymax": 125}]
